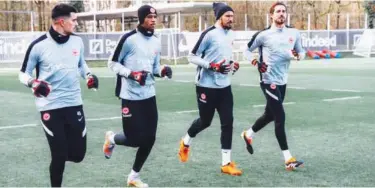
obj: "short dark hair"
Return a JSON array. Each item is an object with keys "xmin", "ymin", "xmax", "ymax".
[
  {"xmin": 51, "ymin": 3, "xmax": 77, "ymax": 20},
  {"xmin": 269, "ymin": 2, "xmax": 287, "ymax": 14}
]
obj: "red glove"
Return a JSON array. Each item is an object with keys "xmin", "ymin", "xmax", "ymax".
[
  {"xmin": 28, "ymin": 79, "xmax": 51, "ymax": 97},
  {"xmin": 86, "ymin": 74, "xmax": 99, "ymax": 90},
  {"xmin": 209, "ymin": 59, "xmax": 230, "ymax": 74},
  {"xmin": 128, "ymin": 71, "xmax": 148, "ymax": 86},
  {"xmin": 251, "ymin": 59, "xmax": 268, "ymax": 73},
  {"xmin": 161, "ymin": 65, "xmax": 172, "ymax": 78}
]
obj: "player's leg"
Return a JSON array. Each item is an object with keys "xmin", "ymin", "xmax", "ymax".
[
  {"xmin": 64, "ymin": 105, "xmax": 87, "ymax": 163},
  {"xmin": 40, "ymin": 109, "xmax": 68, "ymax": 187},
  {"xmin": 278, "ymin": 85, "xmax": 303, "ymax": 170},
  {"xmin": 242, "ymin": 83, "xmax": 274, "ymax": 154},
  {"xmin": 263, "ymin": 84, "xmax": 303, "ymax": 170},
  {"xmin": 216, "ymin": 86, "xmax": 242, "ymax": 176},
  {"xmin": 179, "ymin": 86, "xmax": 216, "ymax": 162},
  {"xmin": 103, "ymin": 99, "xmax": 140, "ymax": 159},
  {"xmin": 187, "ymin": 86, "xmax": 216, "ymax": 138},
  {"xmin": 127, "ymin": 96, "xmax": 158, "ymax": 187}
]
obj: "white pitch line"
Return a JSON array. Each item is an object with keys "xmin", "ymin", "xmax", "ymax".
[
  {"xmin": 252, "ymin": 104, "xmax": 266, "ymax": 108},
  {"xmin": 288, "ymin": 86, "xmax": 306, "ymax": 90},
  {"xmin": 0, "ymin": 94, "xmax": 360, "ymax": 130},
  {"xmin": 174, "ymin": 80, "xmax": 193, "ymax": 83},
  {"xmin": 283, "ymin": 102, "xmax": 297, "ymax": 105},
  {"xmin": 86, "ymin": 116, "xmax": 121, "ymax": 121},
  {"xmin": 0, "ymin": 123, "xmax": 38, "ymax": 130},
  {"xmin": 175, "ymin": 110, "xmax": 199, "ymax": 114},
  {"xmin": 0, "ymin": 116, "xmax": 122, "ymax": 130},
  {"xmin": 239, "ymin": 83, "xmax": 362, "ymax": 92},
  {"xmin": 329, "ymin": 89, "xmax": 361, "ymax": 93},
  {"xmin": 239, "ymin": 84, "xmax": 259, "ymax": 87},
  {"xmin": 252, "ymin": 102, "xmax": 296, "ymax": 108},
  {"xmin": 322, "ymin": 96, "xmax": 361, "ymax": 102}
]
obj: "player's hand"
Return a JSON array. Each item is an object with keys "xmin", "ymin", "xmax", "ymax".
[
  {"xmin": 209, "ymin": 59, "xmax": 230, "ymax": 74},
  {"xmin": 28, "ymin": 79, "xmax": 51, "ymax": 97},
  {"xmin": 251, "ymin": 59, "xmax": 268, "ymax": 73},
  {"xmin": 86, "ymin": 74, "xmax": 99, "ymax": 90},
  {"xmin": 291, "ymin": 49, "xmax": 300, "ymax": 60},
  {"xmin": 231, "ymin": 61, "xmax": 240, "ymax": 75},
  {"xmin": 160, "ymin": 65, "xmax": 172, "ymax": 79},
  {"xmin": 291, "ymin": 49, "xmax": 298, "ymax": 57},
  {"xmin": 128, "ymin": 71, "xmax": 148, "ymax": 86}
]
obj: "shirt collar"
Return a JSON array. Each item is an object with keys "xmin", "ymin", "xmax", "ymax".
[
  {"xmin": 214, "ymin": 22, "xmax": 231, "ymax": 32},
  {"xmin": 49, "ymin": 26, "xmax": 70, "ymax": 44},
  {"xmin": 270, "ymin": 23, "xmax": 286, "ymax": 32}
]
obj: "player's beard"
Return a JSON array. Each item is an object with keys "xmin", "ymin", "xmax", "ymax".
[
  {"xmin": 221, "ymin": 19, "xmax": 232, "ymax": 30},
  {"xmin": 275, "ymin": 16, "xmax": 285, "ymax": 25}
]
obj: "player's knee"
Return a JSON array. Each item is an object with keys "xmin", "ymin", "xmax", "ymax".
[
  {"xmin": 221, "ymin": 122, "xmax": 233, "ymax": 132},
  {"xmin": 68, "ymin": 153, "xmax": 85, "ymax": 163},
  {"xmin": 274, "ymin": 111, "xmax": 285, "ymax": 123},
  {"xmin": 140, "ymin": 135, "xmax": 156, "ymax": 147},
  {"xmin": 263, "ymin": 112, "xmax": 274, "ymax": 122},
  {"xmin": 220, "ymin": 114, "xmax": 233, "ymax": 126},
  {"xmin": 200, "ymin": 118, "xmax": 212, "ymax": 129},
  {"xmin": 51, "ymin": 149, "xmax": 68, "ymax": 161},
  {"xmin": 127, "ymin": 137, "xmax": 142, "ymax": 147}
]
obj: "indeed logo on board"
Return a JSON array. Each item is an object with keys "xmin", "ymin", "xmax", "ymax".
[
  {"xmin": 0, "ymin": 39, "xmax": 28, "ymax": 55},
  {"xmin": 300, "ymin": 33, "xmax": 337, "ymax": 47}
]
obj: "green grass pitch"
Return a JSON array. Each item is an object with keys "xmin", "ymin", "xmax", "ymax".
[{"xmin": 0, "ymin": 58, "xmax": 375, "ymax": 186}]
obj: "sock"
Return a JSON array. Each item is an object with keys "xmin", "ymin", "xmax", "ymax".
[
  {"xmin": 246, "ymin": 128, "xmax": 254, "ymax": 138},
  {"xmin": 109, "ymin": 133, "xmax": 115, "ymax": 144},
  {"xmin": 129, "ymin": 169, "xmax": 139, "ymax": 180},
  {"xmin": 222, "ymin": 149, "xmax": 231, "ymax": 166},
  {"xmin": 183, "ymin": 133, "xmax": 192, "ymax": 146},
  {"xmin": 282, "ymin": 150, "xmax": 292, "ymax": 162}
]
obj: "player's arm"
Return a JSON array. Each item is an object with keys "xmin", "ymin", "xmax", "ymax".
[
  {"xmin": 245, "ymin": 32, "xmax": 268, "ymax": 73},
  {"xmin": 108, "ymin": 35, "xmax": 148, "ymax": 86},
  {"xmin": 19, "ymin": 44, "xmax": 38, "ymax": 87},
  {"xmin": 293, "ymin": 31, "xmax": 306, "ymax": 60},
  {"xmin": 244, "ymin": 31, "xmax": 263, "ymax": 61},
  {"xmin": 188, "ymin": 32, "xmax": 230, "ymax": 74},
  {"xmin": 78, "ymin": 39, "xmax": 98, "ymax": 90},
  {"xmin": 78, "ymin": 39, "xmax": 91, "ymax": 78},
  {"xmin": 18, "ymin": 44, "xmax": 50, "ymax": 97},
  {"xmin": 153, "ymin": 45, "xmax": 172, "ymax": 79},
  {"xmin": 108, "ymin": 36, "xmax": 132, "ymax": 77},
  {"xmin": 188, "ymin": 32, "xmax": 210, "ymax": 68}
]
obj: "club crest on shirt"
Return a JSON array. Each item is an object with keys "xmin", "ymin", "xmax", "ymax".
[{"xmin": 72, "ymin": 49, "xmax": 79, "ymax": 56}]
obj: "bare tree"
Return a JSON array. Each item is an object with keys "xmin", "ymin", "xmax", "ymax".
[
  {"xmin": 0, "ymin": 0, "xmax": 368, "ymax": 32},
  {"xmin": 34, "ymin": 0, "xmax": 44, "ymax": 31},
  {"xmin": 4, "ymin": 1, "xmax": 9, "ymax": 31}
]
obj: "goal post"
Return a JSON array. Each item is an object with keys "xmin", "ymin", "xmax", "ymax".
[{"xmin": 353, "ymin": 29, "xmax": 375, "ymax": 58}]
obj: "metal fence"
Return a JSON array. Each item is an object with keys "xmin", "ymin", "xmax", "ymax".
[{"xmin": 0, "ymin": 28, "xmax": 367, "ymax": 64}]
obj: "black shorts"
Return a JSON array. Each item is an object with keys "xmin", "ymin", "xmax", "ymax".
[
  {"xmin": 196, "ymin": 85, "xmax": 233, "ymax": 125},
  {"xmin": 260, "ymin": 83, "xmax": 287, "ymax": 103},
  {"xmin": 260, "ymin": 83, "xmax": 287, "ymax": 117},
  {"xmin": 121, "ymin": 96, "xmax": 158, "ymax": 145},
  {"xmin": 40, "ymin": 105, "xmax": 86, "ymax": 159}
]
